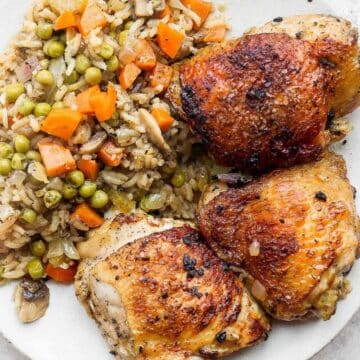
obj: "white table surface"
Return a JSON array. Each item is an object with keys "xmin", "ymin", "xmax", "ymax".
[{"xmin": 1, "ymin": 308, "xmax": 359, "ymax": 359}]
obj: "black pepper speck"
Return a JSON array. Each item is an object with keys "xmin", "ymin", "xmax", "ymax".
[
  {"xmin": 315, "ymin": 191, "xmax": 327, "ymax": 202},
  {"xmin": 216, "ymin": 331, "xmax": 227, "ymax": 343},
  {"xmin": 273, "ymin": 17, "xmax": 283, "ymax": 22}
]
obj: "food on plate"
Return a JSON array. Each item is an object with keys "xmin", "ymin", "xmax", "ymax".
[
  {"xmin": 75, "ymin": 213, "xmax": 270, "ymax": 358},
  {"xmin": 198, "ymin": 152, "xmax": 359, "ymax": 320},
  {"xmin": 166, "ymin": 15, "xmax": 360, "ymax": 173},
  {"xmin": 0, "ymin": 0, "xmax": 359, "ymax": 358},
  {"xmin": 0, "ymin": 0, "xmax": 227, "ymax": 303}
]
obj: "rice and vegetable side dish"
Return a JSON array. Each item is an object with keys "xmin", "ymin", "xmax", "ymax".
[{"xmin": 0, "ymin": 0, "xmax": 227, "ymax": 321}]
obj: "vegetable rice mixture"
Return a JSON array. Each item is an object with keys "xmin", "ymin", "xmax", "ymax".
[{"xmin": 0, "ymin": 0, "xmax": 227, "ymax": 321}]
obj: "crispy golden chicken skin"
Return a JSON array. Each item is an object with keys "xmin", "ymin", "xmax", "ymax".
[
  {"xmin": 75, "ymin": 214, "xmax": 270, "ymax": 359},
  {"xmin": 165, "ymin": 15, "xmax": 360, "ymax": 173},
  {"xmin": 248, "ymin": 14, "xmax": 360, "ymax": 118},
  {"xmin": 198, "ymin": 153, "xmax": 359, "ymax": 321}
]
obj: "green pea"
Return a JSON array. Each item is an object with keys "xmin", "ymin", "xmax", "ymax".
[
  {"xmin": 171, "ymin": 169, "xmax": 186, "ymax": 188},
  {"xmin": 62, "ymin": 184, "xmax": 78, "ymax": 200},
  {"xmin": 79, "ymin": 181, "xmax": 97, "ymax": 198},
  {"xmin": 118, "ymin": 30, "xmax": 129, "ymax": 46},
  {"xmin": 85, "ymin": 67, "xmax": 102, "ymax": 85},
  {"xmin": 6, "ymin": 83, "xmax": 25, "ymax": 103},
  {"xmin": 36, "ymin": 70, "xmax": 54, "ymax": 86},
  {"xmin": 64, "ymin": 70, "xmax": 79, "ymax": 84},
  {"xmin": 25, "ymin": 150, "xmax": 42, "ymax": 162},
  {"xmin": 30, "ymin": 239, "xmax": 46, "ymax": 257},
  {"xmin": 40, "ymin": 59, "xmax": 50, "ymax": 69},
  {"xmin": 44, "ymin": 40, "xmax": 65, "ymax": 58},
  {"xmin": 0, "ymin": 159, "xmax": 12, "ymax": 175},
  {"xmin": 27, "ymin": 258, "xmax": 44, "ymax": 280},
  {"xmin": 124, "ymin": 21, "xmax": 134, "ymax": 30},
  {"xmin": 75, "ymin": 54, "xmax": 91, "ymax": 74},
  {"xmin": 18, "ymin": 99, "xmax": 35, "ymax": 116},
  {"xmin": 90, "ymin": 190, "xmax": 109, "ymax": 208},
  {"xmin": 44, "ymin": 190, "xmax": 62, "ymax": 209},
  {"xmin": 34, "ymin": 102, "xmax": 52, "ymax": 117},
  {"xmin": 0, "ymin": 142, "xmax": 14, "ymax": 159},
  {"xmin": 106, "ymin": 55, "xmax": 119, "ymax": 72},
  {"xmin": 14, "ymin": 135, "xmax": 30, "ymax": 153},
  {"xmin": 52, "ymin": 101, "xmax": 65, "ymax": 109},
  {"xmin": 36, "ymin": 22, "xmax": 53, "ymax": 40},
  {"xmin": 100, "ymin": 43, "xmax": 114, "ymax": 60},
  {"xmin": 20, "ymin": 208, "xmax": 37, "ymax": 224},
  {"xmin": 11, "ymin": 153, "xmax": 26, "ymax": 170},
  {"xmin": 66, "ymin": 170, "xmax": 85, "ymax": 187}
]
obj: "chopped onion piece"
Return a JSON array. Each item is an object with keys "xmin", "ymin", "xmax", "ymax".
[
  {"xmin": 251, "ymin": 280, "xmax": 267, "ymax": 301},
  {"xmin": 249, "ymin": 240, "xmax": 260, "ymax": 256}
]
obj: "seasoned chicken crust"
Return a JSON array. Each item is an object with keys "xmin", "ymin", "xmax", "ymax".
[
  {"xmin": 75, "ymin": 214, "xmax": 270, "ymax": 359},
  {"xmin": 166, "ymin": 15, "xmax": 360, "ymax": 173},
  {"xmin": 248, "ymin": 14, "xmax": 360, "ymax": 117},
  {"xmin": 198, "ymin": 152, "xmax": 359, "ymax": 320}
]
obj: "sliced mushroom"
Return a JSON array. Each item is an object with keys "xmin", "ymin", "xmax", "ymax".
[
  {"xmin": 14, "ymin": 278, "xmax": 50, "ymax": 323},
  {"xmin": 152, "ymin": 0, "xmax": 166, "ymax": 12},
  {"xmin": 169, "ymin": 0, "xmax": 202, "ymax": 27},
  {"xmin": 138, "ymin": 109, "xmax": 170, "ymax": 153},
  {"xmin": 135, "ymin": 0, "xmax": 154, "ymax": 17},
  {"xmin": 28, "ymin": 161, "xmax": 49, "ymax": 184},
  {"xmin": 70, "ymin": 122, "xmax": 92, "ymax": 145},
  {"xmin": 80, "ymin": 131, "xmax": 107, "ymax": 154}
]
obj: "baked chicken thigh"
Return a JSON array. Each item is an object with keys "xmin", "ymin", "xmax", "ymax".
[
  {"xmin": 198, "ymin": 152, "xmax": 359, "ymax": 321},
  {"xmin": 165, "ymin": 15, "xmax": 360, "ymax": 173},
  {"xmin": 75, "ymin": 214, "xmax": 270, "ymax": 359}
]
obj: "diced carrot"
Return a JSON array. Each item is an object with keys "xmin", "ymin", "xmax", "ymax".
[
  {"xmin": 78, "ymin": 4, "xmax": 106, "ymax": 36},
  {"xmin": 76, "ymin": 85, "xmax": 100, "ymax": 114},
  {"xmin": 204, "ymin": 24, "xmax": 227, "ymax": 42},
  {"xmin": 157, "ymin": 3, "xmax": 172, "ymax": 19},
  {"xmin": 150, "ymin": 62, "xmax": 173, "ymax": 90},
  {"xmin": 134, "ymin": 40, "xmax": 157, "ymax": 71},
  {"xmin": 41, "ymin": 108, "xmax": 82, "ymax": 141},
  {"xmin": 118, "ymin": 63, "xmax": 141, "ymax": 90},
  {"xmin": 38, "ymin": 140, "xmax": 76, "ymax": 177},
  {"xmin": 54, "ymin": 11, "xmax": 78, "ymax": 30},
  {"xmin": 157, "ymin": 22, "xmax": 185, "ymax": 59},
  {"xmin": 98, "ymin": 141, "xmax": 124, "ymax": 167},
  {"xmin": 151, "ymin": 108, "xmax": 175, "ymax": 132},
  {"xmin": 70, "ymin": 203, "xmax": 104, "ymax": 228},
  {"xmin": 89, "ymin": 84, "xmax": 117, "ymax": 122},
  {"xmin": 77, "ymin": 159, "xmax": 99, "ymax": 181},
  {"xmin": 46, "ymin": 263, "xmax": 78, "ymax": 283},
  {"xmin": 183, "ymin": 0, "xmax": 212, "ymax": 27}
]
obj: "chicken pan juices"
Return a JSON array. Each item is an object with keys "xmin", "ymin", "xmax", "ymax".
[{"xmin": 0, "ymin": 0, "xmax": 359, "ymax": 358}]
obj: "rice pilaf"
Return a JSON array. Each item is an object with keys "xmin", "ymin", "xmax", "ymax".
[{"xmin": 0, "ymin": 0, "xmax": 227, "ymax": 321}]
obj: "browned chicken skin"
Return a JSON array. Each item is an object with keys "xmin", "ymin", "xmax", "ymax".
[
  {"xmin": 75, "ymin": 214, "xmax": 270, "ymax": 359},
  {"xmin": 165, "ymin": 15, "xmax": 360, "ymax": 173},
  {"xmin": 198, "ymin": 152, "xmax": 359, "ymax": 321}
]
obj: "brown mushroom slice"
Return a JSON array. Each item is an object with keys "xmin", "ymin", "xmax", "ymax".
[{"xmin": 14, "ymin": 278, "xmax": 50, "ymax": 323}]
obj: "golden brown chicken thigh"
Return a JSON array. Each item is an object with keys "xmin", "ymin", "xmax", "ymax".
[
  {"xmin": 198, "ymin": 152, "xmax": 359, "ymax": 321},
  {"xmin": 75, "ymin": 214, "xmax": 270, "ymax": 359},
  {"xmin": 165, "ymin": 15, "xmax": 360, "ymax": 173}
]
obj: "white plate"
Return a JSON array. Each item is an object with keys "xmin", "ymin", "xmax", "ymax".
[{"xmin": 0, "ymin": 1, "xmax": 359, "ymax": 359}]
